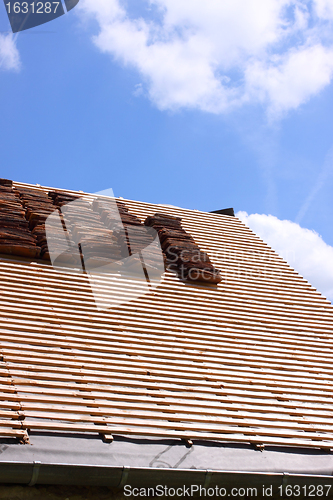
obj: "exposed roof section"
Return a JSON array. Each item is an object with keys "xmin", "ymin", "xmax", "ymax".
[
  {"xmin": 210, "ymin": 208, "xmax": 235, "ymax": 217},
  {"xmin": 0, "ymin": 181, "xmax": 333, "ymax": 452}
]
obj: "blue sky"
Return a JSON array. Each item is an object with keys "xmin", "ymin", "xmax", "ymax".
[{"xmin": 0, "ymin": 0, "xmax": 333, "ymax": 299}]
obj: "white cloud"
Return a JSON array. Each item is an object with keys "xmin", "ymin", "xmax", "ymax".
[
  {"xmin": 237, "ymin": 211, "xmax": 333, "ymax": 302},
  {"xmin": 246, "ymin": 44, "xmax": 333, "ymax": 118},
  {"xmin": 0, "ymin": 34, "xmax": 20, "ymax": 72},
  {"xmin": 79, "ymin": 0, "xmax": 333, "ymax": 117},
  {"xmin": 314, "ymin": 0, "xmax": 333, "ymax": 20}
]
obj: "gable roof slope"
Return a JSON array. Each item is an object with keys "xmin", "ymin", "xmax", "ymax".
[{"xmin": 0, "ymin": 181, "xmax": 332, "ymax": 486}]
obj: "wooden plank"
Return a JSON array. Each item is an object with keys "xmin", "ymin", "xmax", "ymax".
[
  {"xmin": 2, "ymin": 297, "xmax": 333, "ymax": 354},
  {"xmin": 4, "ymin": 345, "xmax": 330, "ymax": 398},
  {"xmin": 2, "ymin": 329, "xmax": 333, "ymax": 378},
  {"xmin": 19, "ymin": 407, "xmax": 333, "ymax": 434},
  {"xmin": 20, "ymin": 409, "xmax": 333, "ymax": 440},
  {"xmin": 1, "ymin": 302, "xmax": 332, "ymax": 365},
  {"xmin": 19, "ymin": 400, "xmax": 333, "ymax": 427},
  {"xmin": 0, "ymin": 264, "xmax": 329, "ymax": 320},
  {"xmin": 3, "ymin": 388, "xmax": 333, "ymax": 418},
  {"xmin": 0, "ymin": 291, "xmax": 332, "ymax": 337},
  {"xmin": 20, "ymin": 420, "xmax": 333, "ymax": 450},
  {"xmin": 0, "ymin": 260, "xmax": 329, "ymax": 307},
  {"xmin": 10, "ymin": 375, "xmax": 333, "ymax": 408},
  {"xmin": 0, "ymin": 428, "xmax": 27, "ymax": 438},
  {"xmin": 5, "ymin": 351, "xmax": 333, "ymax": 391},
  {"xmin": 1, "ymin": 290, "xmax": 333, "ymax": 351},
  {"xmin": 4, "ymin": 362, "xmax": 333, "ymax": 400},
  {"xmin": 0, "ymin": 282, "xmax": 332, "ymax": 326},
  {"xmin": 0, "ymin": 272, "xmax": 329, "ymax": 319},
  {"xmin": 0, "ymin": 263, "xmax": 323, "ymax": 302},
  {"xmin": 2, "ymin": 338, "xmax": 333, "ymax": 392},
  {"xmin": 2, "ymin": 311, "xmax": 333, "ymax": 368},
  {"xmin": 0, "ymin": 419, "xmax": 23, "ymax": 428},
  {"xmin": 1, "ymin": 310, "xmax": 333, "ymax": 367}
]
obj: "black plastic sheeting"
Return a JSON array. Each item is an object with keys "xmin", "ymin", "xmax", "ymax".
[
  {"xmin": 0, "ymin": 434, "xmax": 332, "ymax": 487},
  {"xmin": 210, "ymin": 208, "xmax": 235, "ymax": 216}
]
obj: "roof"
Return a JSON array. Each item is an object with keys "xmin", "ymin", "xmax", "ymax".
[{"xmin": 0, "ymin": 180, "xmax": 333, "ymax": 483}]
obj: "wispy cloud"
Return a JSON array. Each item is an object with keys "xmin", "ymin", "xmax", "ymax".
[
  {"xmin": 238, "ymin": 211, "xmax": 333, "ymax": 302},
  {"xmin": 79, "ymin": 0, "xmax": 333, "ymax": 118},
  {"xmin": 0, "ymin": 33, "xmax": 20, "ymax": 71},
  {"xmin": 296, "ymin": 145, "xmax": 333, "ymax": 224}
]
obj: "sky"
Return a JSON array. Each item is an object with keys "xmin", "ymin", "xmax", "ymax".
[{"xmin": 0, "ymin": 0, "xmax": 333, "ymax": 301}]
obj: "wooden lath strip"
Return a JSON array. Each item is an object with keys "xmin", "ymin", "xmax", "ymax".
[
  {"xmin": 1, "ymin": 304, "xmax": 333, "ymax": 356},
  {"xmin": 20, "ymin": 420, "xmax": 333, "ymax": 450},
  {"xmin": 0, "ymin": 389, "xmax": 329, "ymax": 416},
  {"xmin": 17, "ymin": 406, "xmax": 333, "ymax": 434},
  {"xmin": 0, "ymin": 262, "xmax": 329, "ymax": 312},
  {"xmin": 0, "ymin": 280, "xmax": 332, "ymax": 326},
  {"xmin": 2, "ymin": 387, "xmax": 333, "ymax": 416},
  {"xmin": 0, "ymin": 276, "xmax": 330, "ymax": 330},
  {"xmin": 1, "ymin": 298, "xmax": 332, "ymax": 352},
  {"xmin": 2, "ymin": 312, "xmax": 333, "ymax": 369},
  {"xmin": 0, "ymin": 246, "xmax": 326, "ymax": 297},
  {"xmin": 1, "ymin": 289, "xmax": 333, "ymax": 336},
  {"xmin": 17, "ymin": 400, "xmax": 333, "ymax": 426},
  {"xmin": 0, "ymin": 259, "xmax": 322, "ymax": 300},
  {"xmin": 0, "ymin": 257, "xmax": 328, "ymax": 312},
  {"xmin": 4, "ymin": 350, "xmax": 333, "ymax": 391},
  {"xmin": 9, "ymin": 376, "xmax": 333, "ymax": 407},
  {"xmin": 4, "ymin": 362, "xmax": 333, "ymax": 400},
  {"xmin": 2, "ymin": 329, "xmax": 333, "ymax": 378},
  {"xmin": 0, "ymin": 428, "xmax": 27, "ymax": 439},
  {"xmin": 19, "ymin": 410, "xmax": 333, "ymax": 440},
  {"xmin": 2, "ymin": 308, "xmax": 333, "ymax": 365},
  {"xmin": 2, "ymin": 338, "xmax": 333, "ymax": 390}
]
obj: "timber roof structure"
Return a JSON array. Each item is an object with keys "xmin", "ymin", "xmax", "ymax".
[{"xmin": 0, "ymin": 180, "xmax": 333, "ymax": 485}]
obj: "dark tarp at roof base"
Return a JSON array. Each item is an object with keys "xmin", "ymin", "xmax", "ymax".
[{"xmin": 0, "ymin": 435, "xmax": 333, "ymax": 487}]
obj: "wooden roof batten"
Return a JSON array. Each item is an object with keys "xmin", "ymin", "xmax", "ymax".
[{"xmin": 0, "ymin": 180, "xmax": 331, "ymax": 450}]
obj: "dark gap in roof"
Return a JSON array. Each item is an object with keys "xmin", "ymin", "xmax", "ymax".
[{"xmin": 210, "ymin": 208, "xmax": 235, "ymax": 216}]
